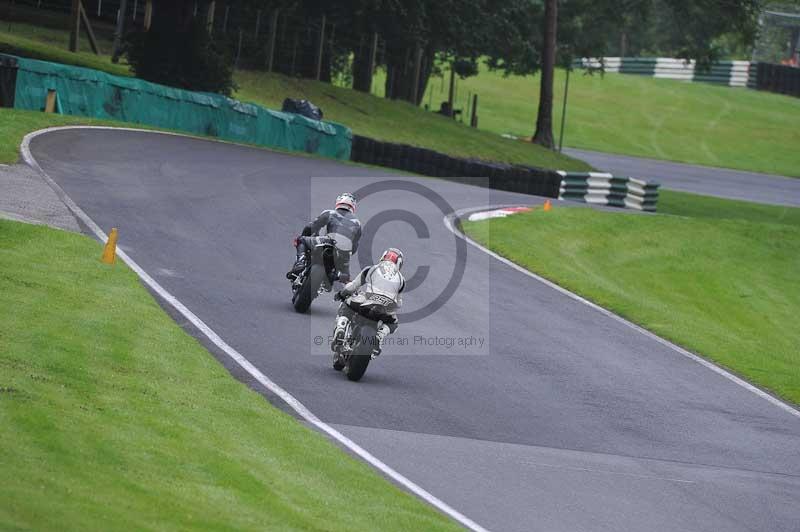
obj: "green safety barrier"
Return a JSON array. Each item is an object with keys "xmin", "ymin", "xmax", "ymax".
[{"xmin": 3, "ymin": 53, "xmax": 352, "ymax": 160}]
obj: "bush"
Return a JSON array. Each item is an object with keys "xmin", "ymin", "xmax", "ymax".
[{"xmin": 125, "ymin": 19, "xmax": 236, "ymax": 96}]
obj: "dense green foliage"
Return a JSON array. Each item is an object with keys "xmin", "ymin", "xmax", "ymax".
[
  {"xmin": 125, "ymin": 2, "xmax": 235, "ymax": 95},
  {"xmin": 464, "ymin": 191, "xmax": 800, "ymax": 404}
]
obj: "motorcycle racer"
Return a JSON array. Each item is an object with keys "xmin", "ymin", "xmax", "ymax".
[
  {"xmin": 287, "ymin": 193, "xmax": 362, "ymax": 282},
  {"xmin": 332, "ymin": 248, "xmax": 405, "ymax": 356}
]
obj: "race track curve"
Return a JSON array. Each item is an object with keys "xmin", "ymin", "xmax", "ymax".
[{"xmin": 29, "ymin": 128, "xmax": 800, "ymax": 532}]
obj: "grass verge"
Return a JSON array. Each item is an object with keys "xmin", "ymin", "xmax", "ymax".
[
  {"xmin": 402, "ymin": 63, "xmax": 800, "ymax": 177},
  {"xmin": 0, "ymin": 218, "xmax": 459, "ymax": 531},
  {"xmin": 462, "ymin": 191, "xmax": 800, "ymax": 405}
]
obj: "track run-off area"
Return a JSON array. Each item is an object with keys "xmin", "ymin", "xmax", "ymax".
[{"xmin": 27, "ymin": 128, "xmax": 800, "ymax": 532}]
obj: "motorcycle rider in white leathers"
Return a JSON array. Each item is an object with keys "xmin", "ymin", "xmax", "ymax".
[
  {"xmin": 287, "ymin": 192, "xmax": 361, "ymax": 282},
  {"xmin": 333, "ymin": 248, "xmax": 405, "ymax": 355}
]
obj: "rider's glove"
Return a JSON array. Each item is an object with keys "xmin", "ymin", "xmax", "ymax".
[{"xmin": 334, "ymin": 290, "xmax": 346, "ymax": 302}]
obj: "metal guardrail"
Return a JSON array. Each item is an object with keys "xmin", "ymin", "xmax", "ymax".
[{"xmin": 558, "ymin": 172, "xmax": 660, "ymax": 212}]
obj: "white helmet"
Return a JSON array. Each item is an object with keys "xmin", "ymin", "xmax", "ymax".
[
  {"xmin": 335, "ymin": 193, "xmax": 357, "ymax": 213},
  {"xmin": 380, "ymin": 248, "xmax": 403, "ymax": 270}
]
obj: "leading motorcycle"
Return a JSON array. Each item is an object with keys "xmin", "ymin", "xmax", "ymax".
[{"xmin": 289, "ymin": 236, "xmax": 340, "ymax": 313}]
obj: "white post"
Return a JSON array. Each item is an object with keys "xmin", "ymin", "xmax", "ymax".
[{"xmin": 97, "ymin": 0, "xmax": 102, "ymax": 17}]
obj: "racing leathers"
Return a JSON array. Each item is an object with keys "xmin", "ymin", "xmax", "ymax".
[
  {"xmin": 290, "ymin": 208, "xmax": 362, "ymax": 281},
  {"xmin": 333, "ymin": 260, "xmax": 405, "ymax": 356}
]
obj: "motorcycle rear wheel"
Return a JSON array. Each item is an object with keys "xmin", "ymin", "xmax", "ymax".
[
  {"xmin": 344, "ymin": 324, "xmax": 375, "ymax": 382},
  {"xmin": 293, "ymin": 264, "xmax": 324, "ymax": 313}
]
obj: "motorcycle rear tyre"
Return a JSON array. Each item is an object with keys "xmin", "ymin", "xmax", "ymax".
[{"xmin": 344, "ymin": 324, "xmax": 375, "ymax": 382}]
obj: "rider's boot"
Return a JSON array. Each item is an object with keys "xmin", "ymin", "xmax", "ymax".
[
  {"xmin": 372, "ymin": 323, "xmax": 390, "ymax": 358},
  {"xmin": 286, "ymin": 254, "xmax": 306, "ymax": 279},
  {"xmin": 331, "ymin": 316, "xmax": 349, "ymax": 351}
]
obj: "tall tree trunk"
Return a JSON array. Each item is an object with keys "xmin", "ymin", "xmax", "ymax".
[{"xmin": 533, "ymin": 0, "xmax": 557, "ymax": 149}]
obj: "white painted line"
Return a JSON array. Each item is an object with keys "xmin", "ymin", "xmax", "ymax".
[
  {"xmin": 445, "ymin": 206, "xmax": 800, "ymax": 420},
  {"xmin": 21, "ymin": 127, "xmax": 491, "ymax": 532}
]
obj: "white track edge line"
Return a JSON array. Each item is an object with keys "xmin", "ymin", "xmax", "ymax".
[
  {"xmin": 445, "ymin": 205, "xmax": 800, "ymax": 420},
  {"xmin": 21, "ymin": 127, "xmax": 491, "ymax": 532}
]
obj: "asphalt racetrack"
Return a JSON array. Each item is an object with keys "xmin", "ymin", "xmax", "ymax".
[
  {"xmin": 564, "ymin": 148, "xmax": 800, "ymax": 207},
  {"xmin": 30, "ymin": 129, "xmax": 800, "ymax": 532}
]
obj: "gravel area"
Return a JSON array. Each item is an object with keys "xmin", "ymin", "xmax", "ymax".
[{"xmin": 0, "ymin": 163, "xmax": 80, "ymax": 232}]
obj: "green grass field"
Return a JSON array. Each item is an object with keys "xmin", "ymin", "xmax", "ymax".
[
  {"xmin": 0, "ymin": 19, "xmax": 130, "ymax": 76},
  {"xmin": 463, "ymin": 191, "xmax": 800, "ymax": 405},
  {"xmin": 0, "ymin": 218, "xmax": 460, "ymax": 531},
  {"xmin": 380, "ymin": 63, "xmax": 800, "ymax": 177}
]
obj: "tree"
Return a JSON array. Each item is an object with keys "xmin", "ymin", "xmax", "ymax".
[
  {"xmin": 532, "ymin": 0, "xmax": 557, "ymax": 148},
  {"xmin": 125, "ymin": 0, "xmax": 236, "ymax": 94},
  {"xmin": 530, "ymin": 0, "xmax": 760, "ymax": 149}
]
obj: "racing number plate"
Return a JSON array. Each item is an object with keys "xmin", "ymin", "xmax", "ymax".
[{"xmin": 368, "ymin": 293, "xmax": 394, "ymax": 306}]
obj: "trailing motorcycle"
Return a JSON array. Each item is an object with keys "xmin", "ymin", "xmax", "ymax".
[
  {"xmin": 331, "ymin": 295, "xmax": 395, "ymax": 381},
  {"xmin": 289, "ymin": 236, "xmax": 340, "ymax": 313}
]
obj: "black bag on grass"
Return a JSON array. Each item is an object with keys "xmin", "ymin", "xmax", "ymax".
[{"xmin": 281, "ymin": 98, "xmax": 323, "ymax": 120}]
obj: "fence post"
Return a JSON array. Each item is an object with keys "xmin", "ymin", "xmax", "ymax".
[
  {"xmin": 411, "ymin": 44, "xmax": 423, "ymax": 105},
  {"xmin": 45, "ymin": 89, "xmax": 57, "ymax": 113},
  {"xmin": 143, "ymin": 0, "xmax": 152, "ymax": 31},
  {"xmin": 447, "ymin": 63, "xmax": 455, "ymax": 117},
  {"xmin": 111, "ymin": 0, "xmax": 127, "ymax": 62},
  {"xmin": 235, "ymin": 28, "xmax": 243, "ymax": 68},
  {"xmin": 290, "ymin": 32, "xmax": 298, "ymax": 76},
  {"xmin": 368, "ymin": 32, "xmax": 378, "ymax": 93},
  {"xmin": 558, "ymin": 68, "xmax": 570, "ymax": 152},
  {"xmin": 470, "ymin": 94, "xmax": 478, "ymax": 127},
  {"xmin": 69, "ymin": 0, "xmax": 81, "ymax": 52},
  {"xmin": 315, "ymin": 14, "xmax": 326, "ymax": 81},
  {"xmin": 132, "ymin": 0, "xmax": 137, "ymax": 22},
  {"xmin": 266, "ymin": 10, "xmax": 279, "ymax": 72},
  {"xmin": 254, "ymin": 9, "xmax": 261, "ymax": 37},
  {"xmin": 222, "ymin": 4, "xmax": 229, "ymax": 33},
  {"xmin": 206, "ymin": 1, "xmax": 215, "ymax": 33},
  {"xmin": 79, "ymin": 1, "xmax": 99, "ymax": 54},
  {"xmin": 97, "ymin": 0, "xmax": 101, "ymax": 17}
]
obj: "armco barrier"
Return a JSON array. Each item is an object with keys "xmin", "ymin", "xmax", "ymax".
[
  {"xmin": 558, "ymin": 172, "xmax": 660, "ymax": 211},
  {"xmin": 350, "ymin": 134, "xmax": 563, "ymax": 199},
  {"xmin": 574, "ymin": 57, "xmax": 757, "ymax": 88},
  {"xmin": 3, "ymin": 53, "xmax": 352, "ymax": 160}
]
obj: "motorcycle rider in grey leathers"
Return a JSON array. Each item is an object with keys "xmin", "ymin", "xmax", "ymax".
[{"xmin": 287, "ymin": 192, "xmax": 362, "ymax": 283}]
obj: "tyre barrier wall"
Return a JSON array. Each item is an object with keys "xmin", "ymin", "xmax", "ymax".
[
  {"xmin": 350, "ymin": 134, "xmax": 562, "ymax": 198},
  {"xmin": 755, "ymin": 63, "xmax": 800, "ymax": 98},
  {"xmin": 573, "ymin": 57, "xmax": 757, "ymax": 88},
  {"xmin": 558, "ymin": 172, "xmax": 660, "ymax": 212},
  {"xmin": 1, "ymin": 53, "xmax": 352, "ymax": 160}
]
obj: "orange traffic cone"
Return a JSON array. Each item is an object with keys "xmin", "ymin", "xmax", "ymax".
[
  {"xmin": 101, "ymin": 228, "xmax": 118, "ymax": 264},
  {"xmin": 543, "ymin": 200, "xmax": 552, "ymax": 212}
]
